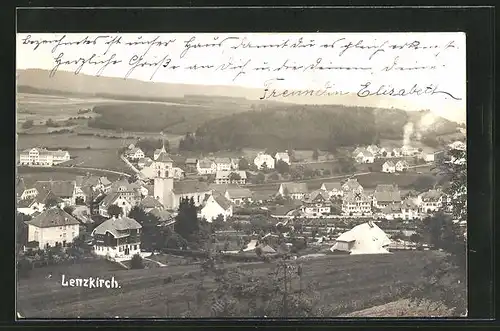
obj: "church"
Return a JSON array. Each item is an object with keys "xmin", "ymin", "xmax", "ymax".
[{"xmin": 153, "ymin": 144, "xmax": 211, "ymax": 211}]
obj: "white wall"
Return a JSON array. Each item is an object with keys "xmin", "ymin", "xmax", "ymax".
[{"xmin": 28, "ymin": 224, "xmax": 80, "ymax": 249}]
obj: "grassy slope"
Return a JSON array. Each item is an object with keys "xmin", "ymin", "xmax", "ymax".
[{"xmin": 17, "ymin": 251, "xmax": 440, "ymax": 318}]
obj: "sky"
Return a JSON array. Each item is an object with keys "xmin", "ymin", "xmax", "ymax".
[{"xmin": 17, "ymin": 32, "xmax": 466, "ymax": 123}]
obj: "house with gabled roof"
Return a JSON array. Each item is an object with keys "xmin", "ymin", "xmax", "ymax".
[
  {"xmin": 380, "ymin": 203, "xmax": 403, "ymax": 220},
  {"xmin": 355, "ymin": 149, "xmax": 375, "ymax": 164},
  {"xmin": 200, "ymin": 193, "xmax": 233, "ymax": 222},
  {"xmin": 366, "ymin": 145, "xmax": 380, "ymax": 156},
  {"xmin": 418, "ymin": 189, "xmax": 444, "ymax": 214},
  {"xmin": 401, "ymin": 198, "xmax": 421, "ymax": 220},
  {"xmin": 34, "ymin": 180, "xmax": 75, "ymax": 206},
  {"xmin": 275, "ymin": 152, "xmax": 290, "ymax": 165},
  {"xmin": 320, "ymin": 182, "xmax": 343, "ymax": 198},
  {"xmin": 382, "ymin": 161, "xmax": 396, "ymax": 173},
  {"xmin": 214, "ymin": 157, "xmax": 233, "ymax": 171},
  {"xmin": 91, "ymin": 215, "xmax": 142, "ymax": 259},
  {"xmin": 254, "ymin": 152, "xmax": 275, "ymax": 170},
  {"xmin": 277, "ymin": 182, "xmax": 308, "ymax": 200},
  {"xmin": 25, "ymin": 207, "xmax": 80, "ymax": 249},
  {"xmin": 330, "ymin": 221, "xmax": 391, "ymax": 255},
  {"xmin": 395, "ymin": 160, "xmax": 409, "ymax": 172},
  {"xmin": 139, "ymin": 196, "xmax": 164, "ymax": 213},
  {"xmin": 342, "ymin": 178, "xmax": 364, "ymax": 194},
  {"xmin": 125, "ymin": 147, "xmax": 145, "ymax": 160},
  {"xmin": 302, "ymin": 190, "xmax": 331, "ymax": 217}
]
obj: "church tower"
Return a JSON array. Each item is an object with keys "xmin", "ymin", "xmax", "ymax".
[{"xmin": 153, "ymin": 135, "xmax": 174, "ymax": 210}]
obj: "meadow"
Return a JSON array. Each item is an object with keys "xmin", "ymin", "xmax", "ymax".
[{"xmin": 17, "ymin": 251, "xmax": 442, "ymax": 318}]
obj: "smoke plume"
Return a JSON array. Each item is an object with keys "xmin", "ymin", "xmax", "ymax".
[{"xmin": 403, "ymin": 122, "xmax": 414, "ymax": 147}]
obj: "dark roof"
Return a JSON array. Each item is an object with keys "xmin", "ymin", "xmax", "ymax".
[
  {"xmin": 16, "ymin": 177, "xmax": 26, "ymax": 197},
  {"xmin": 304, "ymin": 190, "xmax": 330, "ymax": 203},
  {"xmin": 173, "ymin": 180, "xmax": 210, "ymax": 195},
  {"xmin": 92, "ymin": 216, "xmax": 142, "ymax": 237},
  {"xmin": 374, "ymin": 190, "xmax": 401, "ymax": 203},
  {"xmin": 155, "ymin": 151, "xmax": 173, "ymax": 163},
  {"xmin": 375, "ymin": 184, "xmax": 399, "ymax": 192},
  {"xmin": 212, "ymin": 194, "xmax": 232, "ymax": 210},
  {"xmin": 343, "ymin": 191, "xmax": 371, "ymax": 203},
  {"xmin": 110, "ymin": 179, "xmax": 138, "ymax": 193},
  {"xmin": 185, "ymin": 158, "xmax": 198, "ymax": 164},
  {"xmin": 99, "ymin": 192, "xmax": 121, "ymax": 208},
  {"xmin": 148, "ymin": 208, "xmax": 172, "ymax": 220},
  {"xmin": 209, "ymin": 183, "xmax": 231, "ymax": 193},
  {"xmin": 226, "ymin": 187, "xmax": 253, "ymax": 199},
  {"xmin": 140, "ymin": 196, "xmax": 163, "ymax": 209},
  {"xmin": 281, "ymin": 182, "xmax": 308, "ymax": 194},
  {"xmin": 25, "ymin": 207, "xmax": 80, "ymax": 228},
  {"xmin": 401, "ymin": 198, "xmax": 418, "ymax": 210},
  {"xmin": 34, "ymin": 180, "xmax": 75, "ymax": 197},
  {"xmin": 420, "ymin": 189, "xmax": 442, "ymax": 201},
  {"xmin": 17, "ymin": 198, "xmax": 36, "ymax": 208},
  {"xmin": 382, "ymin": 203, "xmax": 402, "ymax": 214}
]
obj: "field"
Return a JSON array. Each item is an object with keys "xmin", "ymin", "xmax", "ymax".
[
  {"xmin": 17, "ymin": 251, "xmax": 445, "ymax": 318},
  {"xmin": 355, "ymin": 172, "xmax": 436, "ymax": 189},
  {"xmin": 17, "ymin": 166, "xmax": 124, "ymax": 183}
]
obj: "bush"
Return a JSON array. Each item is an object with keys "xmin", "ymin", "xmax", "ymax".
[
  {"xmin": 21, "ymin": 120, "xmax": 34, "ymax": 129},
  {"xmin": 130, "ymin": 254, "xmax": 144, "ymax": 269}
]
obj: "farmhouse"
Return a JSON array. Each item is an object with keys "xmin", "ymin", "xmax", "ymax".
[
  {"xmin": 342, "ymin": 191, "xmax": 372, "ymax": 216},
  {"xmin": 19, "ymin": 147, "xmax": 71, "ymax": 166},
  {"xmin": 395, "ymin": 160, "xmax": 409, "ymax": 172},
  {"xmin": 253, "ymin": 152, "xmax": 275, "ymax": 169},
  {"xmin": 418, "ymin": 189, "xmax": 444, "ymax": 213},
  {"xmin": 16, "ymin": 177, "xmax": 38, "ymax": 200},
  {"xmin": 372, "ymin": 184, "xmax": 401, "ymax": 208},
  {"xmin": 224, "ymin": 187, "xmax": 253, "ymax": 206},
  {"xmin": 196, "ymin": 159, "xmax": 217, "ymax": 175},
  {"xmin": 355, "ymin": 150, "xmax": 375, "ymax": 164},
  {"xmin": 330, "ymin": 221, "xmax": 391, "ymax": 255},
  {"xmin": 301, "ymin": 190, "xmax": 331, "ymax": 217},
  {"xmin": 277, "ymin": 182, "xmax": 308, "ymax": 200},
  {"xmin": 125, "ymin": 147, "xmax": 144, "ymax": 160},
  {"xmin": 137, "ymin": 157, "xmax": 153, "ymax": 169},
  {"xmin": 342, "ymin": 178, "xmax": 364, "ymax": 194},
  {"xmin": 200, "ymin": 193, "xmax": 233, "ymax": 222},
  {"xmin": 73, "ymin": 175, "xmax": 111, "ymax": 204},
  {"xmin": 382, "ymin": 161, "xmax": 396, "ymax": 173},
  {"xmin": 275, "ymin": 152, "xmax": 290, "ymax": 165},
  {"xmin": 215, "ymin": 170, "xmax": 247, "ymax": 185},
  {"xmin": 91, "ymin": 215, "xmax": 142, "ymax": 260},
  {"xmin": 320, "ymin": 182, "xmax": 343, "ymax": 198},
  {"xmin": 17, "ymin": 190, "xmax": 63, "ymax": 216},
  {"xmin": 380, "ymin": 203, "xmax": 403, "ymax": 220},
  {"xmin": 25, "ymin": 207, "xmax": 80, "ymax": 250}
]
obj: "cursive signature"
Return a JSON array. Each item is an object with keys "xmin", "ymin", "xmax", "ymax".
[{"xmin": 357, "ymin": 81, "xmax": 461, "ymax": 100}]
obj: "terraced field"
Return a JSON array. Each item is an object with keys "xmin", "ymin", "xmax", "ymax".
[{"xmin": 17, "ymin": 251, "xmax": 443, "ymax": 318}]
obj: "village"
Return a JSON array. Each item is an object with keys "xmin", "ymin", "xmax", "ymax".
[{"xmin": 16, "ymin": 137, "xmax": 467, "ymax": 268}]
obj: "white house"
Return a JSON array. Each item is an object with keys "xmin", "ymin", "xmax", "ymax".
[
  {"xmin": 139, "ymin": 196, "xmax": 164, "ymax": 213},
  {"xmin": 401, "ymin": 198, "xmax": 421, "ymax": 220},
  {"xmin": 330, "ymin": 221, "xmax": 391, "ymax": 255},
  {"xmin": 125, "ymin": 147, "xmax": 144, "ymax": 160},
  {"xmin": 214, "ymin": 157, "xmax": 233, "ymax": 171},
  {"xmin": 395, "ymin": 160, "xmax": 409, "ymax": 172},
  {"xmin": 448, "ymin": 141, "xmax": 466, "ymax": 151},
  {"xmin": 341, "ymin": 191, "xmax": 372, "ymax": 216},
  {"xmin": 99, "ymin": 193, "xmax": 133, "ymax": 217},
  {"xmin": 392, "ymin": 148, "xmax": 402, "ymax": 157},
  {"xmin": 366, "ymin": 145, "xmax": 380, "ymax": 156},
  {"xmin": 401, "ymin": 146, "xmax": 419, "ymax": 156},
  {"xmin": 16, "ymin": 177, "xmax": 38, "ymax": 200},
  {"xmin": 382, "ymin": 161, "xmax": 396, "ymax": 173},
  {"xmin": 355, "ymin": 150, "xmax": 375, "ymax": 163},
  {"xmin": 25, "ymin": 207, "xmax": 80, "ymax": 250},
  {"xmin": 215, "ymin": 170, "xmax": 247, "ymax": 185},
  {"xmin": 380, "ymin": 203, "xmax": 402, "ymax": 220},
  {"xmin": 19, "ymin": 148, "xmax": 71, "ymax": 166},
  {"xmin": 254, "ymin": 152, "xmax": 275, "ymax": 169},
  {"xmin": 320, "ymin": 182, "xmax": 343, "ymax": 198},
  {"xmin": 419, "ymin": 189, "xmax": 443, "ymax": 214},
  {"xmin": 277, "ymin": 182, "xmax": 308, "ymax": 200},
  {"xmin": 422, "ymin": 152, "xmax": 435, "ymax": 162},
  {"xmin": 342, "ymin": 178, "xmax": 364, "ymax": 194},
  {"xmin": 224, "ymin": 187, "xmax": 253, "ymax": 206},
  {"xmin": 137, "ymin": 157, "xmax": 153, "ymax": 169},
  {"xmin": 302, "ymin": 190, "xmax": 331, "ymax": 217},
  {"xmin": 197, "ymin": 159, "xmax": 217, "ymax": 175},
  {"xmin": 200, "ymin": 194, "xmax": 233, "ymax": 222},
  {"xmin": 17, "ymin": 189, "xmax": 63, "ymax": 216},
  {"xmin": 275, "ymin": 152, "xmax": 290, "ymax": 165},
  {"xmin": 91, "ymin": 215, "xmax": 142, "ymax": 260}
]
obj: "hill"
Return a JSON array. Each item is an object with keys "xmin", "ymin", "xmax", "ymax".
[{"xmin": 182, "ymin": 105, "xmax": 459, "ymax": 152}]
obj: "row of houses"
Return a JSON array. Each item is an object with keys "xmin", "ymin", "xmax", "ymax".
[
  {"xmin": 353, "ymin": 145, "xmax": 438, "ymax": 164},
  {"xmin": 381, "ymin": 160, "xmax": 409, "ymax": 173},
  {"xmin": 18, "ymin": 147, "xmax": 71, "ymax": 166}
]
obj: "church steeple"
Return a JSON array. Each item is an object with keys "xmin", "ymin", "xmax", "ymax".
[{"xmin": 160, "ymin": 131, "xmax": 166, "ymax": 154}]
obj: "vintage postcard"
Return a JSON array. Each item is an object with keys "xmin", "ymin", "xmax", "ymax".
[{"xmin": 16, "ymin": 32, "xmax": 467, "ymax": 318}]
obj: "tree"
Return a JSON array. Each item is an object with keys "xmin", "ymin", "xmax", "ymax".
[
  {"xmin": 165, "ymin": 232, "xmax": 188, "ymax": 250},
  {"xmin": 130, "ymin": 254, "xmax": 145, "ymax": 269},
  {"xmin": 411, "ymin": 176, "xmax": 436, "ymax": 192},
  {"xmin": 45, "ymin": 118, "xmax": 58, "ymax": 127},
  {"xmin": 107, "ymin": 204, "xmax": 123, "ymax": 218},
  {"xmin": 312, "ymin": 149, "xmax": 319, "ymax": 161},
  {"xmin": 129, "ymin": 206, "xmax": 161, "ymax": 250},
  {"xmin": 275, "ymin": 160, "xmax": 290, "ymax": 174},
  {"xmin": 212, "ymin": 214, "xmax": 226, "ymax": 232},
  {"xmin": 22, "ymin": 120, "xmax": 34, "ymax": 129},
  {"xmin": 408, "ymin": 148, "xmax": 466, "ymax": 316},
  {"xmin": 238, "ymin": 158, "xmax": 250, "ymax": 171},
  {"xmin": 255, "ymin": 173, "xmax": 265, "ymax": 184},
  {"xmin": 382, "ymin": 151, "xmax": 387, "ymax": 157},
  {"xmin": 229, "ymin": 172, "xmax": 242, "ymax": 182},
  {"xmin": 174, "ymin": 197, "xmax": 200, "ymax": 243},
  {"xmin": 255, "ymin": 246, "xmax": 263, "ymax": 257}
]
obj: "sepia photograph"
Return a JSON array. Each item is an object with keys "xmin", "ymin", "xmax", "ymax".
[{"xmin": 16, "ymin": 32, "xmax": 467, "ymax": 319}]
